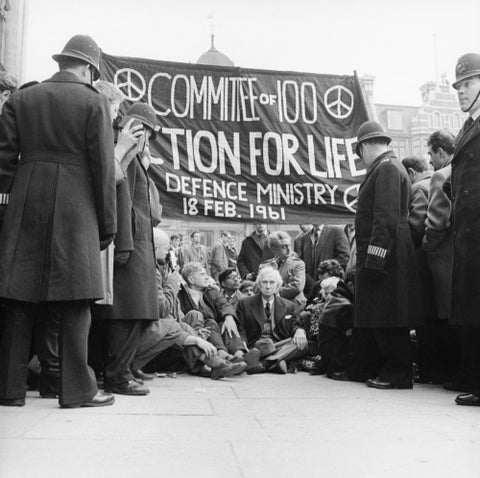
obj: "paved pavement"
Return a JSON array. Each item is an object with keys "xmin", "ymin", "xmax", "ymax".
[{"xmin": 1, "ymin": 372, "xmax": 479, "ymax": 478}]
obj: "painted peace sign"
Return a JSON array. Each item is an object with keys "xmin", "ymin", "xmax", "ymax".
[
  {"xmin": 324, "ymin": 85, "xmax": 354, "ymax": 119},
  {"xmin": 114, "ymin": 68, "xmax": 146, "ymax": 101},
  {"xmin": 343, "ymin": 184, "xmax": 359, "ymax": 213}
]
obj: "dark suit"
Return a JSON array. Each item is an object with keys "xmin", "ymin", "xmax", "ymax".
[
  {"xmin": 296, "ymin": 226, "xmax": 350, "ymax": 297},
  {"xmin": 0, "ymin": 71, "xmax": 116, "ymax": 405},
  {"xmin": 236, "ymin": 294, "xmax": 297, "ymax": 346}
]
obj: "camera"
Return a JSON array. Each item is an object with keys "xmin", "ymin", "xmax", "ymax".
[{"xmin": 166, "ymin": 250, "xmax": 177, "ymax": 271}]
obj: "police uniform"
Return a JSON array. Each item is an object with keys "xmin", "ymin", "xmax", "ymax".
[
  {"xmin": 0, "ymin": 65, "xmax": 116, "ymax": 406},
  {"xmin": 352, "ymin": 128, "xmax": 422, "ymax": 388},
  {"xmin": 449, "ymin": 53, "xmax": 480, "ymax": 404}
]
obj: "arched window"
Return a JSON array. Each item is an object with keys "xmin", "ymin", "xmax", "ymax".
[{"xmin": 433, "ymin": 112, "xmax": 440, "ymax": 127}]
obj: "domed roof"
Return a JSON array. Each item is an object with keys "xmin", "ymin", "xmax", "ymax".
[{"xmin": 197, "ymin": 35, "xmax": 234, "ymax": 67}]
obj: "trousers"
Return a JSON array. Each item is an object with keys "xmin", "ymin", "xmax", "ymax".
[{"xmin": 0, "ymin": 300, "xmax": 97, "ymax": 406}]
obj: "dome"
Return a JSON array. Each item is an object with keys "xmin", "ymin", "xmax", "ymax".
[{"xmin": 197, "ymin": 35, "xmax": 234, "ymax": 67}]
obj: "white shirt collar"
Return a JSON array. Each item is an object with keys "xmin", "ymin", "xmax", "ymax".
[{"xmin": 471, "ymin": 108, "xmax": 480, "ymax": 121}]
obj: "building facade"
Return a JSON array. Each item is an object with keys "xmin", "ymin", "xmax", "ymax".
[{"xmin": 361, "ymin": 73, "xmax": 465, "ymax": 159}]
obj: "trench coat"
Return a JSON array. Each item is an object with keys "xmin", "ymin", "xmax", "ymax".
[
  {"xmin": 422, "ymin": 163, "xmax": 453, "ymax": 319},
  {"xmin": 0, "ymin": 71, "xmax": 116, "ymax": 302},
  {"xmin": 354, "ymin": 151, "xmax": 422, "ymax": 328},
  {"xmin": 237, "ymin": 232, "xmax": 274, "ymax": 279},
  {"xmin": 102, "ymin": 155, "xmax": 158, "ymax": 320},
  {"xmin": 450, "ymin": 117, "xmax": 480, "ymax": 325},
  {"xmin": 408, "ymin": 173, "xmax": 436, "ymax": 317}
]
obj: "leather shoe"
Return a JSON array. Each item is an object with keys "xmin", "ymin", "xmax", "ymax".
[
  {"xmin": 455, "ymin": 393, "xmax": 480, "ymax": 406},
  {"xmin": 246, "ymin": 363, "xmax": 267, "ymax": 375},
  {"xmin": 0, "ymin": 398, "xmax": 25, "ymax": 407},
  {"xmin": 366, "ymin": 377, "xmax": 412, "ymax": 389},
  {"xmin": 267, "ymin": 360, "xmax": 288, "ymax": 374},
  {"xmin": 444, "ymin": 381, "xmax": 471, "ymax": 393},
  {"xmin": 105, "ymin": 380, "xmax": 150, "ymax": 395},
  {"xmin": 60, "ymin": 391, "xmax": 115, "ymax": 408},
  {"xmin": 211, "ymin": 361, "xmax": 247, "ymax": 380},
  {"xmin": 330, "ymin": 371, "xmax": 350, "ymax": 381},
  {"xmin": 133, "ymin": 369, "xmax": 155, "ymax": 381}
]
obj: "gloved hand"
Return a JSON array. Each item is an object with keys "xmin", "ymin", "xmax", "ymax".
[
  {"xmin": 114, "ymin": 251, "xmax": 131, "ymax": 265},
  {"xmin": 99, "ymin": 234, "xmax": 115, "ymax": 250}
]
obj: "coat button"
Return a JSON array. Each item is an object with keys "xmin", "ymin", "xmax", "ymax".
[
  {"xmin": 466, "ymin": 153, "xmax": 474, "ymax": 160},
  {"xmin": 466, "ymin": 228, "xmax": 471, "ymax": 233},
  {"xmin": 464, "ymin": 190, "xmax": 470, "ymax": 195}
]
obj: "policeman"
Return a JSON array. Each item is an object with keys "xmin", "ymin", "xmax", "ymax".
[
  {"xmin": 449, "ymin": 53, "xmax": 480, "ymax": 407},
  {"xmin": 0, "ymin": 35, "xmax": 117, "ymax": 407},
  {"xmin": 345, "ymin": 121, "xmax": 422, "ymax": 389}
]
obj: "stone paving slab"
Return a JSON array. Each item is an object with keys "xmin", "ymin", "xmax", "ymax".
[{"xmin": 0, "ymin": 372, "xmax": 479, "ymax": 477}]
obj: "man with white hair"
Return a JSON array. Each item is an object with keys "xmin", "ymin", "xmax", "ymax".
[
  {"xmin": 260, "ymin": 231, "xmax": 306, "ymax": 311},
  {"xmin": 235, "ymin": 267, "xmax": 307, "ymax": 373}
]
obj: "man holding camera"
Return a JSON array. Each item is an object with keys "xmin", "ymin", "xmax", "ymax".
[{"xmin": 99, "ymin": 102, "xmax": 161, "ymax": 396}]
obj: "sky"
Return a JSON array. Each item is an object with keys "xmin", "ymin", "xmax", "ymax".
[{"xmin": 23, "ymin": 0, "xmax": 480, "ymax": 106}]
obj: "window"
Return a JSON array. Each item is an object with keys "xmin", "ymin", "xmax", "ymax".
[{"xmin": 386, "ymin": 110, "xmax": 403, "ymax": 130}]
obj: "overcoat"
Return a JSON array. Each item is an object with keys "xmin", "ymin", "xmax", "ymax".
[
  {"xmin": 237, "ymin": 232, "xmax": 274, "ymax": 279},
  {"xmin": 354, "ymin": 151, "xmax": 422, "ymax": 328},
  {"xmin": 422, "ymin": 164, "xmax": 453, "ymax": 319},
  {"xmin": 450, "ymin": 117, "xmax": 480, "ymax": 325},
  {"xmin": 0, "ymin": 71, "xmax": 116, "ymax": 302},
  {"xmin": 102, "ymin": 155, "xmax": 158, "ymax": 320},
  {"xmin": 210, "ymin": 240, "xmax": 229, "ymax": 281},
  {"xmin": 408, "ymin": 173, "xmax": 436, "ymax": 317}
]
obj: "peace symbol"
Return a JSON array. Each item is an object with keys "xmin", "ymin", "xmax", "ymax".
[
  {"xmin": 324, "ymin": 85, "xmax": 354, "ymax": 119},
  {"xmin": 343, "ymin": 184, "xmax": 359, "ymax": 213},
  {"xmin": 114, "ymin": 68, "xmax": 146, "ymax": 101}
]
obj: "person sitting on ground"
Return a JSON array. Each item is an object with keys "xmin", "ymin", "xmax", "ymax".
[
  {"xmin": 218, "ymin": 268, "xmax": 245, "ymax": 307},
  {"xmin": 239, "ymin": 280, "xmax": 255, "ymax": 297},
  {"xmin": 309, "ymin": 259, "xmax": 346, "ymax": 304},
  {"xmin": 235, "ymin": 267, "xmax": 308, "ymax": 374},
  {"xmin": 298, "ymin": 275, "xmax": 354, "ymax": 376},
  {"xmin": 177, "ymin": 262, "xmax": 249, "ymax": 363},
  {"xmin": 132, "ymin": 229, "xmax": 247, "ymax": 380}
]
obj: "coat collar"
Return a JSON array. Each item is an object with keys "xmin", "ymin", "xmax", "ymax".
[
  {"xmin": 43, "ymin": 70, "xmax": 89, "ymax": 85},
  {"xmin": 364, "ymin": 150, "xmax": 395, "ymax": 179},
  {"xmin": 454, "ymin": 117, "xmax": 480, "ymax": 156}
]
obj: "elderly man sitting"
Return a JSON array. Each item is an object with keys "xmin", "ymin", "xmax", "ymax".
[
  {"xmin": 235, "ymin": 267, "xmax": 308, "ymax": 373},
  {"xmin": 259, "ymin": 231, "xmax": 306, "ymax": 312}
]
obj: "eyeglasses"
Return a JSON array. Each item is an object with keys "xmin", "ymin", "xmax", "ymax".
[{"xmin": 226, "ymin": 273, "xmax": 241, "ymax": 280}]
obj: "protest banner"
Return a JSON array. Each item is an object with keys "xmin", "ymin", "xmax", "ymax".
[{"xmin": 101, "ymin": 52, "xmax": 370, "ymax": 223}]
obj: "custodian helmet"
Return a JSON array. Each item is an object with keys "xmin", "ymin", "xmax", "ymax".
[
  {"xmin": 355, "ymin": 121, "xmax": 392, "ymax": 156},
  {"xmin": 125, "ymin": 102, "xmax": 160, "ymax": 139},
  {"xmin": 52, "ymin": 35, "xmax": 101, "ymax": 81},
  {"xmin": 452, "ymin": 53, "xmax": 480, "ymax": 90}
]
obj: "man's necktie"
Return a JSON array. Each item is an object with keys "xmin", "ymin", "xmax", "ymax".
[
  {"xmin": 265, "ymin": 302, "xmax": 271, "ymax": 319},
  {"xmin": 464, "ymin": 117, "xmax": 474, "ymax": 131}
]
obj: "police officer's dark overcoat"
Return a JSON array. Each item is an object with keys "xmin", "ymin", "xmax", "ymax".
[
  {"xmin": 0, "ymin": 71, "xmax": 116, "ymax": 302},
  {"xmin": 354, "ymin": 151, "xmax": 422, "ymax": 328},
  {"xmin": 450, "ymin": 117, "xmax": 480, "ymax": 325}
]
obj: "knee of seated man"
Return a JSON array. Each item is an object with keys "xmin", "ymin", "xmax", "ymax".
[{"xmin": 183, "ymin": 310, "xmax": 205, "ymax": 327}]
